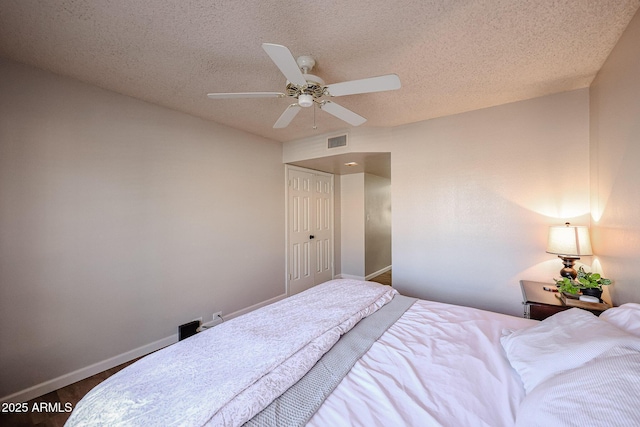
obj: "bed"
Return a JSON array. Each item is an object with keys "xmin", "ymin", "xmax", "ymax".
[{"xmin": 65, "ymin": 279, "xmax": 640, "ymax": 427}]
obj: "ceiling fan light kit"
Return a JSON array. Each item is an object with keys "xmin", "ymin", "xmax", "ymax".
[
  {"xmin": 207, "ymin": 43, "xmax": 401, "ymax": 129},
  {"xmin": 297, "ymin": 94, "xmax": 314, "ymax": 108}
]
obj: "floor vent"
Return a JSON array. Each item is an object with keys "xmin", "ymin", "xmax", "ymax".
[
  {"xmin": 327, "ymin": 134, "xmax": 347, "ymax": 149},
  {"xmin": 178, "ymin": 320, "xmax": 200, "ymax": 341}
]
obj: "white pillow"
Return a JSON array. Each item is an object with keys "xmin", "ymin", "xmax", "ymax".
[
  {"xmin": 500, "ymin": 308, "xmax": 640, "ymax": 393},
  {"xmin": 599, "ymin": 303, "xmax": 640, "ymax": 337},
  {"xmin": 515, "ymin": 346, "xmax": 640, "ymax": 427}
]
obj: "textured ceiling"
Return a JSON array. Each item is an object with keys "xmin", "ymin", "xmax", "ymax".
[{"xmin": 1, "ymin": 1, "xmax": 638, "ymax": 143}]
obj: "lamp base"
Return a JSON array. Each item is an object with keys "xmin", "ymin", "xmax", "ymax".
[{"xmin": 559, "ymin": 255, "xmax": 580, "ymax": 279}]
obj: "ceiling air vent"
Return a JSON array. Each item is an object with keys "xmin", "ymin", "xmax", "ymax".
[{"xmin": 327, "ymin": 134, "xmax": 347, "ymax": 149}]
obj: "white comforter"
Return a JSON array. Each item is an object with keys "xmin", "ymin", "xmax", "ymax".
[
  {"xmin": 66, "ymin": 279, "xmax": 396, "ymax": 427},
  {"xmin": 308, "ymin": 299, "xmax": 537, "ymax": 427}
]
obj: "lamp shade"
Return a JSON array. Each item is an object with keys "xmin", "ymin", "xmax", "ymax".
[{"xmin": 546, "ymin": 223, "xmax": 593, "ymax": 256}]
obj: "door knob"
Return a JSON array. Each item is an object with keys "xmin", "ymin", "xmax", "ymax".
[{"xmin": 309, "ymin": 235, "xmax": 315, "ymax": 239}]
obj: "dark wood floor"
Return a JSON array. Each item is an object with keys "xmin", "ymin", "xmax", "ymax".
[
  {"xmin": 369, "ymin": 269, "xmax": 392, "ymax": 286},
  {"xmin": 0, "ymin": 358, "xmax": 138, "ymax": 427},
  {"xmin": 3, "ymin": 271, "xmax": 391, "ymax": 426}
]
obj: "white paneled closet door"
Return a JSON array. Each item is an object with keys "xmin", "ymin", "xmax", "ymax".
[{"xmin": 287, "ymin": 166, "xmax": 333, "ymax": 295}]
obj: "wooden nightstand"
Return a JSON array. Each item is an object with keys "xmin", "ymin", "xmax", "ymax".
[{"xmin": 520, "ymin": 280, "xmax": 612, "ymax": 321}]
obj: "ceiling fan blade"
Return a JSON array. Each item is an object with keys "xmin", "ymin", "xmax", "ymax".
[
  {"xmin": 325, "ymin": 74, "xmax": 401, "ymax": 97},
  {"xmin": 207, "ymin": 92, "xmax": 284, "ymax": 99},
  {"xmin": 273, "ymin": 104, "xmax": 302, "ymax": 128},
  {"xmin": 262, "ymin": 43, "xmax": 308, "ymax": 87},
  {"xmin": 320, "ymin": 101, "xmax": 367, "ymax": 126}
]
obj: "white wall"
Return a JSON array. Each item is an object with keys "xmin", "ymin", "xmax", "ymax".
[
  {"xmin": 392, "ymin": 89, "xmax": 591, "ymax": 316},
  {"xmin": 590, "ymin": 9, "xmax": 640, "ymax": 305},
  {"xmin": 333, "ymin": 173, "xmax": 342, "ymax": 276},
  {"xmin": 339, "ymin": 174, "xmax": 365, "ymax": 278},
  {"xmin": 365, "ymin": 173, "xmax": 391, "ymax": 276},
  {"xmin": 0, "ymin": 59, "xmax": 285, "ymax": 400},
  {"xmin": 282, "ymin": 127, "xmax": 392, "ymax": 163},
  {"xmin": 336, "ymin": 173, "xmax": 392, "ymax": 280},
  {"xmin": 284, "ymin": 89, "xmax": 591, "ymax": 316}
]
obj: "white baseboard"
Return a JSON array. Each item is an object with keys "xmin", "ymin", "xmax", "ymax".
[
  {"xmin": 365, "ymin": 265, "xmax": 392, "ymax": 281},
  {"xmin": 334, "ymin": 266, "xmax": 391, "ymax": 282},
  {"xmin": 1, "ymin": 292, "xmax": 288, "ymax": 404},
  {"xmin": 226, "ymin": 293, "xmax": 287, "ymax": 319},
  {"xmin": 1, "ymin": 335, "xmax": 176, "ymax": 404}
]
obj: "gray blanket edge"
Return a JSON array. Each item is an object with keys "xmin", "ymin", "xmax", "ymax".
[{"xmin": 243, "ymin": 294, "xmax": 417, "ymax": 427}]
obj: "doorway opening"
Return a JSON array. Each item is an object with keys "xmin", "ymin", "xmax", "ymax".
[{"xmin": 287, "ymin": 152, "xmax": 391, "ymax": 288}]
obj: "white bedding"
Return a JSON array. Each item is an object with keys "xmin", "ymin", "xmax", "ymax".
[
  {"xmin": 501, "ymin": 307, "xmax": 640, "ymax": 427},
  {"xmin": 500, "ymin": 307, "xmax": 640, "ymax": 393},
  {"xmin": 70, "ymin": 279, "xmax": 638, "ymax": 427},
  {"xmin": 66, "ymin": 279, "xmax": 396, "ymax": 427},
  {"xmin": 308, "ymin": 299, "xmax": 536, "ymax": 427},
  {"xmin": 515, "ymin": 346, "xmax": 640, "ymax": 427}
]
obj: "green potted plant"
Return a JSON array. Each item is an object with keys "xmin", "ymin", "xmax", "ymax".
[{"xmin": 555, "ymin": 267, "xmax": 611, "ymax": 300}]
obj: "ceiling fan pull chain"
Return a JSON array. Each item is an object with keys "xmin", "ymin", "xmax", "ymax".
[{"xmin": 313, "ymin": 102, "xmax": 317, "ymax": 129}]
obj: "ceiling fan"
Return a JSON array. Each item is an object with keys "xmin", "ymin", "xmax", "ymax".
[{"xmin": 207, "ymin": 43, "xmax": 401, "ymax": 129}]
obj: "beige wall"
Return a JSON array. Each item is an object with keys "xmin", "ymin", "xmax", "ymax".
[
  {"xmin": 337, "ymin": 173, "xmax": 392, "ymax": 279},
  {"xmin": 5, "ymin": 9, "xmax": 638, "ymax": 397},
  {"xmin": 0, "ymin": 59, "xmax": 285, "ymax": 400},
  {"xmin": 285, "ymin": 89, "xmax": 592, "ymax": 316},
  {"xmin": 339, "ymin": 173, "xmax": 365, "ymax": 278},
  {"xmin": 365, "ymin": 173, "xmax": 391, "ymax": 276},
  {"xmin": 590, "ymin": 9, "xmax": 640, "ymax": 305},
  {"xmin": 282, "ymin": 127, "xmax": 392, "ymax": 163},
  {"xmin": 392, "ymin": 89, "xmax": 591, "ymax": 316}
]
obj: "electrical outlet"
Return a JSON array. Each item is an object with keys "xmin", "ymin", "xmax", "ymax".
[{"xmin": 200, "ymin": 312, "xmax": 224, "ymax": 329}]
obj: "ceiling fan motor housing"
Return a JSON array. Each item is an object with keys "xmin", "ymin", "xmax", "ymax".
[
  {"xmin": 296, "ymin": 55, "xmax": 316, "ymax": 73},
  {"xmin": 285, "ymin": 73, "xmax": 326, "ymax": 102}
]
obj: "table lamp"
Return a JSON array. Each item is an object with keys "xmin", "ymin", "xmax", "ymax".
[{"xmin": 546, "ymin": 222, "xmax": 593, "ymax": 279}]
